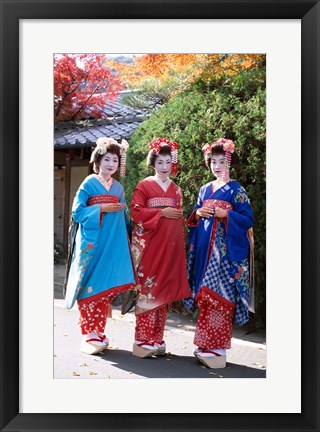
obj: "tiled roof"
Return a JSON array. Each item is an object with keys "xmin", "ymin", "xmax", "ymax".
[
  {"xmin": 96, "ymin": 99, "xmax": 149, "ymax": 118},
  {"xmin": 54, "ymin": 117, "xmax": 147, "ymax": 148},
  {"xmin": 54, "ymin": 95, "xmax": 150, "ymax": 148}
]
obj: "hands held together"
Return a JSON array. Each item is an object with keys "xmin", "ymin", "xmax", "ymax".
[
  {"xmin": 101, "ymin": 203, "xmax": 126, "ymax": 213},
  {"xmin": 195, "ymin": 206, "xmax": 228, "ymax": 221},
  {"xmin": 101, "ymin": 203, "xmax": 182, "ymax": 218},
  {"xmin": 160, "ymin": 207, "xmax": 183, "ymax": 219},
  {"xmin": 101, "ymin": 203, "xmax": 226, "ymax": 220},
  {"xmin": 160, "ymin": 206, "xmax": 227, "ymax": 220}
]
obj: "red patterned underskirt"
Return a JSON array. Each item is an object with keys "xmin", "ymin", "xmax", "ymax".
[
  {"xmin": 146, "ymin": 197, "xmax": 177, "ymax": 208},
  {"xmin": 87, "ymin": 194, "xmax": 119, "ymax": 206}
]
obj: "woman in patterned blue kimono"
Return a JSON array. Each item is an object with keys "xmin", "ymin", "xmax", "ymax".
[
  {"xmin": 184, "ymin": 138, "xmax": 254, "ymax": 368},
  {"xmin": 65, "ymin": 137, "xmax": 136, "ymax": 355}
]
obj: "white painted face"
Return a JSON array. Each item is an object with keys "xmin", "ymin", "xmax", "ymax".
[
  {"xmin": 154, "ymin": 154, "xmax": 172, "ymax": 180},
  {"xmin": 99, "ymin": 152, "xmax": 119, "ymax": 176},
  {"xmin": 210, "ymin": 154, "xmax": 227, "ymax": 179}
]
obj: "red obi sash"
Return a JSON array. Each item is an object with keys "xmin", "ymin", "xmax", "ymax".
[
  {"xmin": 202, "ymin": 199, "xmax": 233, "ymax": 211},
  {"xmin": 88, "ymin": 194, "xmax": 119, "ymax": 206},
  {"xmin": 146, "ymin": 197, "xmax": 177, "ymax": 208}
]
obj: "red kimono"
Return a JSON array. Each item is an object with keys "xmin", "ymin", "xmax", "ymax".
[{"xmin": 130, "ymin": 176, "xmax": 191, "ymax": 315}]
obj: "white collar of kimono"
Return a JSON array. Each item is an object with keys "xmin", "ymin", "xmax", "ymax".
[{"xmin": 153, "ymin": 174, "xmax": 172, "ymax": 192}]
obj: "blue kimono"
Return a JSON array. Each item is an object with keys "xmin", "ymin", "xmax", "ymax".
[
  {"xmin": 65, "ymin": 175, "xmax": 136, "ymax": 309},
  {"xmin": 184, "ymin": 180, "xmax": 254, "ymax": 326}
]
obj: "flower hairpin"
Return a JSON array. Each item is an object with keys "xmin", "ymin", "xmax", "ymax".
[{"xmin": 96, "ymin": 137, "xmax": 118, "ymax": 155}]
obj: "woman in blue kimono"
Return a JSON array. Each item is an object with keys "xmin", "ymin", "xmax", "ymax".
[
  {"xmin": 184, "ymin": 138, "xmax": 254, "ymax": 368},
  {"xmin": 65, "ymin": 137, "xmax": 136, "ymax": 355}
]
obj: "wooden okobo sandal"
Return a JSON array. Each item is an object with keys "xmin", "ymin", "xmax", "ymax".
[
  {"xmin": 99, "ymin": 335, "xmax": 110, "ymax": 350},
  {"xmin": 80, "ymin": 337, "xmax": 105, "ymax": 355},
  {"xmin": 154, "ymin": 341, "xmax": 166, "ymax": 356},
  {"xmin": 132, "ymin": 342, "xmax": 158, "ymax": 358},
  {"xmin": 194, "ymin": 349, "xmax": 227, "ymax": 369}
]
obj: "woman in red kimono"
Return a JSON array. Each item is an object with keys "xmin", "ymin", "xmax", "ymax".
[{"xmin": 130, "ymin": 138, "xmax": 191, "ymax": 358}]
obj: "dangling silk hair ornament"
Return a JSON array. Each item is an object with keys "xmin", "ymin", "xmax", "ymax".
[{"xmin": 120, "ymin": 139, "xmax": 129, "ymax": 177}]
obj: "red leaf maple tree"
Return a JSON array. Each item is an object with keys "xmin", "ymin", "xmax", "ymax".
[{"xmin": 54, "ymin": 54, "xmax": 121, "ymax": 122}]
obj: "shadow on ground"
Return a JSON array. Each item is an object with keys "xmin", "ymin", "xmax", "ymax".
[{"xmin": 98, "ymin": 349, "xmax": 266, "ymax": 379}]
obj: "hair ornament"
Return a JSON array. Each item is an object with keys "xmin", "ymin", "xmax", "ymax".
[
  {"xmin": 219, "ymin": 138, "xmax": 235, "ymax": 154},
  {"xmin": 148, "ymin": 137, "xmax": 179, "ymax": 177},
  {"xmin": 202, "ymin": 143, "xmax": 212, "ymax": 157},
  {"xmin": 120, "ymin": 139, "xmax": 129, "ymax": 177},
  {"xmin": 96, "ymin": 137, "xmax": 119, "ymax": 155}
]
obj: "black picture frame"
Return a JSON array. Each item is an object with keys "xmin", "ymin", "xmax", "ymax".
[{"xmin": 1, "ymin": 0, "xmax": 319, "ymax": 431}]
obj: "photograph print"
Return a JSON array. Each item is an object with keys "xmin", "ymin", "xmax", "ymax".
[{"xmin": 53, "ymin": 53, "xmax": 266, "ymax": 379}]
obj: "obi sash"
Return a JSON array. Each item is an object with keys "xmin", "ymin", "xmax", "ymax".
[
  {"xmin": 88, "ymin": 194, "xmax": 119, "ymax": 206},
  {"xmin": 203, "ymin": 199, "xmax": 233, "ymax": 212},
  {"xmin": 146, "ymin": 197, "xmax": 177, "ymax": 208}
]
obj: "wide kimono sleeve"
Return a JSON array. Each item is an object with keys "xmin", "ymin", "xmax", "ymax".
[
  {"xmin": 130, "ymin": 182, "xmax": 161, "ymax": 231},
  {"xmin": 118, "ymin": 184, "xmax": 126, "ymax": 205},
  {"xmin": 65, "ymin": 179, "xmax": 103, "ymax": 309},
  {"xmin": 186, "ymin": 184, "xmax": 207, "ymax": 227},
  {"xmin": 117, "ymin": 183, "xmax": 132, "ymax": 238},
  {"xmin": 71, "ymin": 181, "xmax": 101, "ymax": 247},
  {"xmin": 227, "ymin": 184, "xmax": 254, "ymax": 262}
]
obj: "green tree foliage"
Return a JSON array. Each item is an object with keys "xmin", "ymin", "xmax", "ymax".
[
  {"xmin": 123, "ymin": 67, "xmax": 266, "ymax": 327},
  {"xmin": 121, "ymin": 74, "xmax": 196, "ymax": 110}
]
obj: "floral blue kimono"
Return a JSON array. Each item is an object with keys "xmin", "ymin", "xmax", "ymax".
[
  {"xmin": 184, "ymin": 180, "xmax": 254, "ymax": 326},
  {"xmin": 65, "ymin": 175, "xmax": 136, "ymax": 309}
]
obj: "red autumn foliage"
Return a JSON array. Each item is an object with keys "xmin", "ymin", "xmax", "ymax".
[{"xmin": 54, "ymin": 54, "xmax": 121, "ymax": 122}]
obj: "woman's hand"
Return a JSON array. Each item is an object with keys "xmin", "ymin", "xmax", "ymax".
[
  {"xmin": 195, "ymin": 206, "xmax": 228, "ymax": 220},
  {"xmin": 196, "ymin": 206, "xmax": 214, "ymax": 219},
  {"xmin": 161, "ymin": 207, "xmax": 182, "ymax": 219},
  {"xmin": 101, "ymin": 203, "xmax": 126, "ymax": 213},
  {"xmin": 214, "ymin": 207, "xmax": 228, "ymax": 218}
]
